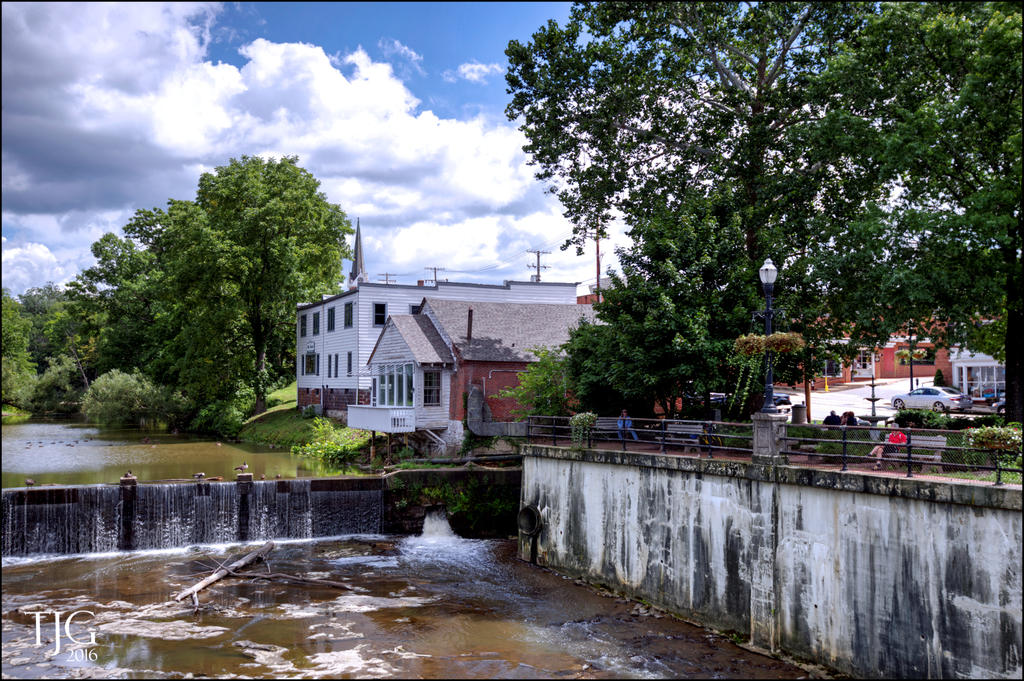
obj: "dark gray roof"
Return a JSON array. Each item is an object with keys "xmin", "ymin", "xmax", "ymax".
[
  {"xmin": 423, "ymin": 298, "xmax": 597, "ymax": 362},
  {"xmin": 387, "ymin": 315, "xmax": 454, "ymax": 365}
]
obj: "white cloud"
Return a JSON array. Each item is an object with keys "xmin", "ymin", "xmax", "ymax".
[
  {"xmin": 442, "ymin": 61, "xmax": 504, "ymax": 84},
  {"xmin": 1, "ymin": 3, "xmax": 617, "ymax": 297},
  {"xmin": 377, "ymin": 38, "xmax": 425, "ymax": 75}
]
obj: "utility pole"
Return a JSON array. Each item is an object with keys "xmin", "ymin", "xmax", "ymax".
[
  {"xmin": 526, "ymin": 249, "xmax": 550, "ymax": 282},
  {"xmin": 424, "ymin": 266, "xmax": 446, "ymax": 285},
  {"xmin": 378, "ymin": 273, "xmax": 397, "ymax": 285}
]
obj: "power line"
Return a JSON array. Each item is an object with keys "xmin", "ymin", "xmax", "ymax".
[
  {"xmin": 377, "ymin": 272, "xmax": 398, "ymax": 284},
  {"xmin": 424, "ymin": 266, "xmax": 446, "ymax": 285}
]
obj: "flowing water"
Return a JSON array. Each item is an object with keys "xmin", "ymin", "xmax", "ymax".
[
  {"xmin": 1, "ymin": 419, "xmax": 343, "ymax": 489},
  {"xmin": 1, "ymin": 515, "xmax": 807, "ymax": 679},
  {"xmin": 2, "ymin": 421, "xmax": 809, "ymax": 678}
]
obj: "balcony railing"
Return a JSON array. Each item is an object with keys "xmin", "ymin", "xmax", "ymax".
[{"xmin": 348, "ymin": 405, "xmax": 416, "ymax": 433}]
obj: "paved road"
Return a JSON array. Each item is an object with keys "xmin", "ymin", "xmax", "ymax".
[{"xmin": 774, "ymin": 378, "xmax": 994, "ymax": 423}]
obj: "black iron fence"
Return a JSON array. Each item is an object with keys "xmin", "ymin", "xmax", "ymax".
[
  {"xmin": 523, "ymin": 416, "xmax": 1021, "ymax": 486},
  {"xmin": 784, "ymin": 423, "xmax": 1022, "ymax": 485},
  {"xmin": 526, "ymin": 415, "xmax": 754, "ymax": 458}
]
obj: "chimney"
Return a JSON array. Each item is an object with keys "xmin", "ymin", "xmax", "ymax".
[
  {"xmin": 417, "ymin": 279, "xmax": 425, "ymax": 287},
  {"xmin": 467, "ymin": 307, "xmax": 473, "ymax": 343}
]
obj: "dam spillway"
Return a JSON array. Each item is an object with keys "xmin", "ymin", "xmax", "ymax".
[{"xmin": 1, "ymin": 478, "xmax": 383, "ymax": 557}]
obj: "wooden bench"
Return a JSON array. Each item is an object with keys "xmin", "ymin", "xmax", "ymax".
[
  {"xmin": 665, "ymin": 422, "xmax": 704, "ymax": 454},
  {"xmin": 880, "ymin": 434, "xmax": 947, "ymax": 472},
  {"xmin": 594, "ymin": 417, "xmax": 627, "ymax": 442}
]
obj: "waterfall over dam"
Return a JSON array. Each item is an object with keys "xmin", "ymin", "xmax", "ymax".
[{"xmin": 2, "ymin": 478, "xmax": 383, "ymax": 557}]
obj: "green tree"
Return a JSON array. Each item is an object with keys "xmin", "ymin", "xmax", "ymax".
[
  {"xmin": 66, "ymin": 155, "xmax": 351, "ymax": 419},
  {"xmin": 498, "ymin": 346, "xmax": 577, "ymax": 417},
  {"xmin": 569, "ymin": 196, "xmax": 754, "ymax": 417},
  {"xmin": 170, "ymin": 156, "xmax": 351, "ymax": 413},
  {"xmin": 16, "ymin": 283, "xmax": 67, "ymax": 373},
  {"xmin": 28, "ymin": 354, "xmax": 86, "ymax": 414},
  {"xmin": 822, "ymin": 2, "xmax": 1021, "ymax": 420},
  {"xmin": 2, "ymin": 288, "xmax": 35, "ymax": 406},
  {"xmin": 506, "ymin": 3, "xmax": 885, "ymax": 414}
]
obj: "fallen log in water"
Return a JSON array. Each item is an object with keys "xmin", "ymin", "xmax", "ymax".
[
  {"xmin": 172, "ymin": 540, "xmax": 275, "ymax": 602},
  {"xmin": 226, "ymin": 567, "xmax": 353, "ymax": 591}
]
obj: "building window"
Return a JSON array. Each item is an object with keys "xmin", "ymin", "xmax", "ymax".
[
  {"xmin": 423, "ymin": 370, "xmax": 441, "ymax": 406},
  {"xmin": 374, "ymin": 303, "xmax": 387, "ymax": 326},
  {"xmin": 327, "ymin": 356, "xmax": 332, "ymax": 378},
  {"xmin": 823, "ymin": 359, "xmax": 842, "ymax": 377},
  {"xmin": 312, "ymin": 312, "xmax": 320, "ymax": 335},
  {"xmin": 300, "ymin": 314, "xmax": 307, "ymax": 337},
  {"xmin": 334, "ymin": 354, "xmax": 339, "ymax": 378},
  {"xmin": 327, "ymin": 307, "xmax": 335, "ymax": 332},
  {"xmin": 304, "ymin": 353, "xmax": 316, "ymax": 375},
  {"xmin": 344, "ymin": 302, "xmax": 353, "ymax": 328},
  {"xmin": 409, "ymin": 303, "xmax": 422, "ymax": 315},
  {"xmin": 347, "ymin": 352, "xmax": 353, "ymax": 376},
  {"xmin": 375, "ymin": 364, "xmax": 414, "ymax": 406},
  {"xmin": 856, "ymin": 350, "xmax": 872, "ymax": 370}
]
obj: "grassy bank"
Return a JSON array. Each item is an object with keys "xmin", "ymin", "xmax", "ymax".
[{"xmin": 237, "ymin": 381, "xmax": 316, "ymax": 447}]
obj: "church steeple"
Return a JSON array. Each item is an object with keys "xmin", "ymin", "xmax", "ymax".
[{"xmin": 347, "ymin": 218, "xmax": 367, "ymax": 289}]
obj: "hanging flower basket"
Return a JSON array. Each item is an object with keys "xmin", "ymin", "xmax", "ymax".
[
  {"xmin": 765, "ymin": 332, "xmax": 805, "ymax": 354},
  {"xmin": 734, "ymin": 334, "xmax": 765, "ymax": 356},
  {"xmin": 734, "ymin": 332, "xmax": 805, "ymax": 356}
]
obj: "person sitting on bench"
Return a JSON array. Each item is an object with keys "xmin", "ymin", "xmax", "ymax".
[
  {"xmin": 617, "ymin": 409, "xmax": 639, "ymax": 441},
  {"xmin": 870, "ymin": 426, "xmax": 907, "ymax": 470}
]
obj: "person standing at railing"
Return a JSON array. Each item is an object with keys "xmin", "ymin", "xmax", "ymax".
[
  {"xmin": 617, "ymin": 409, "xmax": 639, "ymax": 441},
  {"xmin": 870, "ymin": 425, "xmax": 907, "ymax": 470}
]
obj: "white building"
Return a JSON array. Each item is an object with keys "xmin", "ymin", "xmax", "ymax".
[{"xmin": 296, "ymin": 227, "xmax": 578, "ymax": 416}]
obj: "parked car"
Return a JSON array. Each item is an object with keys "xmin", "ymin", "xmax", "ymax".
[
  {"xmin": 890, "ymin": 386, "xmax": 973, "ymax": 412},
  {"xmin": 993, "ymin": 398, "xmax": 1005, "ymax": 415}
]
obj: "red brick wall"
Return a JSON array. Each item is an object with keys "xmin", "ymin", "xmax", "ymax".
[
  {"xmin": 880, "ymin": 345, "xmax": 951, "ymax": 380},
  {"xmin": 297, "ymin": 387, "xmax": 320, "ymax": 408},
  {"xmin": 449, "ymin": 360, "xmax": 531, "ymax": 421},
  {"xmin": 299, "ymin": 387, "xmax": 370, "ymax": 411}
]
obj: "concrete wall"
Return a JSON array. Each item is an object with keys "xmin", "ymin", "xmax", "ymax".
[{"xmin": 519, "ymin": 446, "xmax": 1022, "ymax": 679}]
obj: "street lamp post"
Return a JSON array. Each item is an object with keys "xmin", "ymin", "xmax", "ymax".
[{"xmin": 759, "ymin": 258, "xmax": 779, "ymax": 414}]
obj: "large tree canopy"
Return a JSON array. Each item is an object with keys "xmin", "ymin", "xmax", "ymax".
[
  {"xmin": 68, "ymin": 155, "xmax": 352, "ymax": 418},
  {"xmin": 506, "ymin": 1, "xmax": 884, "ymax": 413},
  {"xmin": 826, "ymin": 2, "xmax": 1022, "ymax": 420},
  {"xmin": 507, "ymin": 1, "xmax": 1021, "ymax": 420}
]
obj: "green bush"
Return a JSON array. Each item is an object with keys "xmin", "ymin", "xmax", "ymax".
[
  {"xmin": 83, "ymin": 370, "xmax": 188, "ymax": 427},
  {"xmin": 29, "ymin": 354, "xmax": 87, "ymax": 414},
  {"xmin": 190, "ymin": 400, "xmax": 245, "ymax": 439},
  {"xmin": 933, "ymin": 369, "xmax": 946, "ymax": 387},
  {"xmin": 291, "ymin": 417, "xmax": 370, "ymax": 466}
]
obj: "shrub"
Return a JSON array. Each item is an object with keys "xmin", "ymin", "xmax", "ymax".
[
  {"xmin": 965, "ymin": 425, "xmax": 1022, "ymax": 452},
  {"xmin": 190, "ymin": 400, "xmax": 245, "ymax": 439},
  {"xmin": 291, "ymin": 417, "xmax": 369, "ymax": 466},
  {"xmin": 933, "ymin": 369, "xmax": 946, "ymax": 387},
  {"xmin": 29, "ymin": 354, "xmax": 86, "ymax": 414},
  {"xmin": 83, "ymin": 370, "xmax": 188, "ymax": 427}
]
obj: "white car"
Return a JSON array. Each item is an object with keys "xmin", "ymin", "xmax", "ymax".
[{"xmin": 890, "ymin": 387, "xmax": 973, "ymax": 413}]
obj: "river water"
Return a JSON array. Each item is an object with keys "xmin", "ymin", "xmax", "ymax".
[
  {"xmin": 1, "ymin": 419, "xmax": 343, "ymax": 489},
  {"xmin": 1, "ymin": 420, "xmax": 809, "ymax": 678},
  {"xmin": 2, "ymin": 517, "xmax": 807, "ymax": 679}
]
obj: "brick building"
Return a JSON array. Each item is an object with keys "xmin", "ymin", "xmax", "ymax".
[{"xmin": 348, "ymin": 297, "xmax": 596, "ymax": 453}]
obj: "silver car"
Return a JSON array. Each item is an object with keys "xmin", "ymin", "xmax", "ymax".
[{"xmin": 890, "ymin": 386, "xmax": 973, "ymax": 412}]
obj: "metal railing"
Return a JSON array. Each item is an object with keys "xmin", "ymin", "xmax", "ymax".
[
  {"xmin": 526, "ymin": 416, "xmax": 754, "ymax": 459},
  {"xmin": 523, "ymin": 416, "xmax": 1021, "ymax": 486},
  {"xmin": 783, "ymin": 423, "xmax": 1022, "ymax": 485}
]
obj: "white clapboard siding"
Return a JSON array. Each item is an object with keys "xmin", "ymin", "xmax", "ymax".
[{"xmin": 298, "ymin": 280, "xmax": 577, "ymax": 395}]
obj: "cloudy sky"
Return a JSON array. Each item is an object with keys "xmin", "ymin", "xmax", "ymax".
[{"xmin": 2, "ymin": 2, "xmax": 627, "ymax": 297}]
